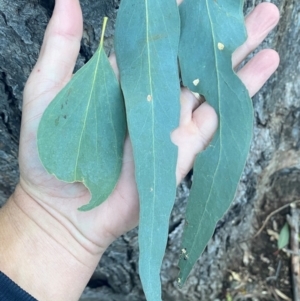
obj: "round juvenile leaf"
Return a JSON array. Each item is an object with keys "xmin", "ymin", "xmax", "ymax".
[{"xmin": 38, "ymin": 26, "xmax": 126, "ymax": 211}]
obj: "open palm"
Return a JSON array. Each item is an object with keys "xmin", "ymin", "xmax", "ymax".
[{"xmin": 17, "ymin": 0, "xmax": 279, "ymax": 254}]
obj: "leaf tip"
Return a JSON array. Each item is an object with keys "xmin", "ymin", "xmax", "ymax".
[{"xmin": 77, "ymin": 203, "xmax": 95, "ymax": 212}]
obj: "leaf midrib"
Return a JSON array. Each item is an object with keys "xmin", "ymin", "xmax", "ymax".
[
  {"xmin": 74, "ymin": 48, "xmax": 103, "ymax": 180},
  {"xmin": 144, "ymin": 0, "xmax": 157, "ymax": 287}
]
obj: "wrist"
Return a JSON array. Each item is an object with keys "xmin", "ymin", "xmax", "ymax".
[{"xmin": 0, "ymin": 185, "xmax": 104, "ymax": 301}]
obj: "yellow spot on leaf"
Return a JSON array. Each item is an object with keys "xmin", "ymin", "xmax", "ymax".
[
  {"xmin": 218, "ymin": 42, "xmax": 225, "ymax": 50},
  {"xmin": 193, "ymin": 78, "xmax": 200, "ymax": 86},
  {"xmin": 180, "ymin": 248, "xmax": 189, "ymax": 260},
  {"xmin": 147, "ymin": 95, "xmax": 152, "ymax": 102}
]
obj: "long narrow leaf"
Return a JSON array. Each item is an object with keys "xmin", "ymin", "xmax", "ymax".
[
  {"xmin": 178, "ymin": 0, "xmax": 253, "ymax": 284},
  {"xmin": 115, "ymin": 1, "xmax": 181, "ymax": 300}
]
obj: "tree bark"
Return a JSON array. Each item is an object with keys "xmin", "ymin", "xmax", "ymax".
[{"xmin": 0, "ymin": 0, "xmax": 299, "ymax": 300}]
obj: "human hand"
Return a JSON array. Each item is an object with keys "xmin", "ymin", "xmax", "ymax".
[
  {"xmin": 19, "ymin": 0, "xmax": 279, "ymax": 250},
  {"xmin": 2, "ymin": 0, "xmax": 279, "ymax": 300}
]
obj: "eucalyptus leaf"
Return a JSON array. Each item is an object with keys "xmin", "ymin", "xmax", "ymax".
[
  {"xmin": 178, "ymin": 0, "xmax": 253, "ymax": 284},
  {"xmin": 278, "ymin": 223, "xmax": 289, "ymax": 250},
  {"xmin": 37, "ymin": 18, "xmax": 126, "ymax": 211},
  {"xmin": 115, "ymin": 0, "xmax": 181, "ymax": 300}
]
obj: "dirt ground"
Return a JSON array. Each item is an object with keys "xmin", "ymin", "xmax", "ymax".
[{"xmin": 222, "ymin": 206, "xmax": 296, "ymax": 301}]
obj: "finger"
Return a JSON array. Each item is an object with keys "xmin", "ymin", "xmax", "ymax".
[
  {"xmin": 237, "ymin": 49, "xmax": 280, "ymax": 97},
  {"xmin": 179, "ymin": 88, "xmax": 203, "ymax": 126},
  {"xmin": 36, "ymin": 0, "xmax": 82, "ymax": 82},
  {"xmin": 24, "ymin": 0, "xmax": 83, "ymax": 103},
  {"xmin": 172, "ymin": 91, "xmax": 218, "ymax": 183},
  {"xmin": 233, "ymin": 3, "xmax": 280, "ymax": 68},
  {"xmin": 109, "ymin": 54, "xmax": 120, "ymax": 80}
]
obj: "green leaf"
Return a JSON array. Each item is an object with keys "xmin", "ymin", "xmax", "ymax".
[
  {"xmin": 278, "ymin": 223, "xmax": 289, "ymax": 250},
  {"xmin": 114, "ymin": 1, "xmax": 180, "ymax": 300},
  {"xmin": 37, "ymin": 18, "xmax": 126, "ymax": 211},
  {"xmin": 178, "ymin": 0, "xmax": 253, "ymax": 284}
]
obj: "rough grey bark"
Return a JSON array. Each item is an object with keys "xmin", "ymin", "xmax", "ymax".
[{"xmin": 0, "ymin": 0, "xmax": 299, "ymax": 300}]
